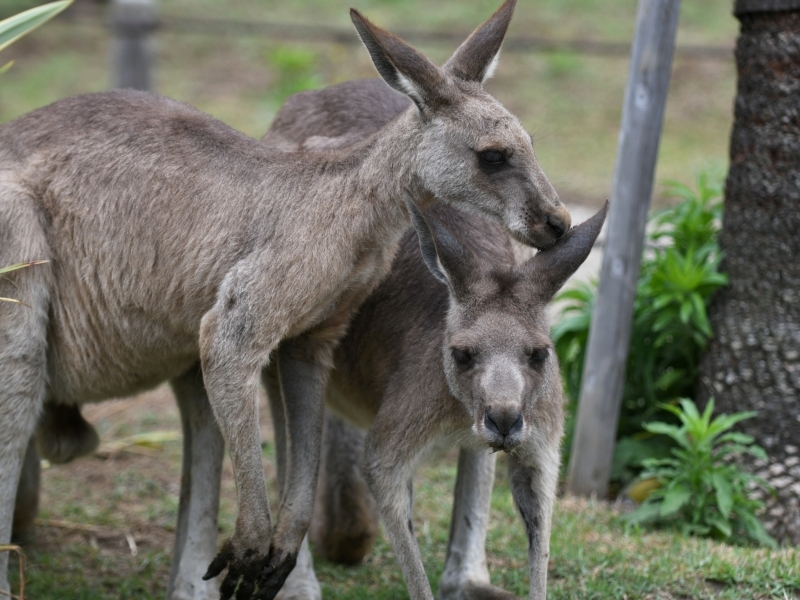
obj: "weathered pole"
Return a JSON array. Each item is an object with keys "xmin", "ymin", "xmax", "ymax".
[
  {"xmin": 111, "ymin": 0, "xmax": 157, "ymax": 91},
  {"xmin": 566, "ymin": 0, "xmax": 681, "ymax": 498}
]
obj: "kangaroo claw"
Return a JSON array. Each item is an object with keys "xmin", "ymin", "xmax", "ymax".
[
  {"xmin": 252, "ymin": 549, "xmax": 298, "ymax": 600},
  {"xmin": 203, "ymin": 540, "xmax": 298, "ymax": 600}
]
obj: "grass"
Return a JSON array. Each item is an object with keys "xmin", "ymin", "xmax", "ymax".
[
  {"xmin": 7, "ymin": 387, "xmax": 799, "ymax": 600},
  {"xmin": 0, "ymin": 0, "xmax": 738, "ymax": 207}
]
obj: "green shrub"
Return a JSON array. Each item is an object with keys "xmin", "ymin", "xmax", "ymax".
[
  {"xmin": 553, "ymin": 170, "xmax": 728, "ymax": 481},
  {"xmin": 625, "ymin": 398, "xmax": 775, "ymax": 548}
]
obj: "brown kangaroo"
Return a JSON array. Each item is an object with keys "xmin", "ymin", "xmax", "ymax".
[
  {"xmin": 261, "ymin": 79, "xmax": 606, "ymax": 599},
  {"xmin": 0, "ymin": 1, "xmax": 571, "ymax": 598}
]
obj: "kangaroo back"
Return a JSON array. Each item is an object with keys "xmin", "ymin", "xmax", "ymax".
[{"xmin": 263, "ymin": 79, "xmax": 412, "ymax": 150}]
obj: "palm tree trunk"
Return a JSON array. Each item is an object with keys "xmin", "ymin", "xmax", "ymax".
[{"xmin": 698, "ymin": 1, "xmax": 800, "ymax": 545}]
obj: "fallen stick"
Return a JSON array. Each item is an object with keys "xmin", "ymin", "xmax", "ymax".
[
  {"xmin": 36, "ymin": 519, "xmax": 139, "ymax": 555},
  {"xmin": 35, "ymin": 518, "xmax": 106, "ymax": 534}
]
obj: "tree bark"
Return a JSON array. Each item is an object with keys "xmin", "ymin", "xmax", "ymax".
[{"xmin": 697, "ymin": 7, "xmax": 800, "ymax": 545}]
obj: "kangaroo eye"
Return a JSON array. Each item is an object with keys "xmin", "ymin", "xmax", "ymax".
[
  {"xmin": 528, "ymin": 347, "xmax": 548, "ymax": 367},
  {"xmin": 479, "ymin": 150, "xmax": 505, "ymax": 166},
  {"xmin": 452, "ymin": 348, "xmax": 474, "ymax": 368}
]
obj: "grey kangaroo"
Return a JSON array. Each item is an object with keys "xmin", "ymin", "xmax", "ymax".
[
  {"xmin": 0, "ymin": 0, "xmax": 571, "ymax": 598},
  {"xmin": 314, "ymin": 197, "xmax": 606, "ymax": 600},
  {"xmin": 262, "ymin": 79, "xmax": 607, "ymax": 599}
]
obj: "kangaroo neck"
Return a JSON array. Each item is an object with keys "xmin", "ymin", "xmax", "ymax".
[{"xmin": 345, "ymin": 106, "xmax": 433, "ymax": 214}]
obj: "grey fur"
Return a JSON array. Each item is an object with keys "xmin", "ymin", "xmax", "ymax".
[
  {"xmin": 261, "ymin": 79, "xmax": 604, "ymax": 599},
  {"xmin": 322, "ymin": 202, "xmax": 606, "ymax": 600},
  {"xmin": 0, "ymin": 1, "xmax": 570, "ymax": 597}
]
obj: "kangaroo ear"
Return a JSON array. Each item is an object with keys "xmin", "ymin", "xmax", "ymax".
[
  {"xmin": 405, "ymin": 197, "xmax": 476, "ymax": 298},
  {"xmin": 444, "ymin": 0, "xmax": 516, "ymax": 84},
  {"xmin": 351, "ymin": 9, "xmax": 451, "ymax": 112},
  {"xmin": 524, "ymin": 200, "xmax": 609, "ymax": 300}
]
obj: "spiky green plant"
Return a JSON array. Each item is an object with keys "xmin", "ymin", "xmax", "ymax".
[{"xmin": 626, "ymin": 398, "xmax": 775, "ymax": 548}]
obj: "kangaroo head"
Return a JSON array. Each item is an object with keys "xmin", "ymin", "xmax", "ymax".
[
  {"xmin": 408, "ymin": 200, "xmax": 608, "ymax": 452},
  {"xmin": 351, "ymin": 0, "xmax": 571, "ymax": 250}
]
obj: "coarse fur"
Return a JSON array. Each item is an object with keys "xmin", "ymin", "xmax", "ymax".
[
  {"xmin": 262, "ymin": 79, "xmax": 606, "ymax": 600},
  {"xmin": 0, "ymin": 1, "xmax": 570, "ymax": 598},
  {"xmin": 317, "ymin": 196, "xmax": 606, "ymax": 600}
]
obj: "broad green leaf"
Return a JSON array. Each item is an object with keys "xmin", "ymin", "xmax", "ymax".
[
  {"xmin": 706, "ymin": 514, "xmax": 732, "ymax": 538},
  {"xmin": 550, "ymin": 315, "xmax": 590, "ymax": 340},
  {"xmin": 0, "ymin": 1, "xmax": 73, "ymax": 53},
  {"xmin": 711, "ymin": 472, "xmax": 733, "ymax": 518},
  {"xmin": 679, "ymin": 300, "xmax": 692, "ymax": 324},
  {"xmin": 744, "ymin": 445, "xmax": 769, "ymax": 461},
  {"xmin": 737, "ymin": 512, "xmax": 778, "ymax": 549},
  {"xmin": 710, "ymin": 410, "xmax": 757, "ymax": 431},
  {"xmin": 643, "ymin": 421, "xmax": 688, "ymax": 448},
  {"xmin": 625, "ymin": 500, "xmax": 662, "ymax": 525},
  {"xmin": 659, "ymin": 484, "xmax": 692, "ymax": 517},
  {"xmin": 555, "ymin": 285, "xmax": 595, "ymax": 303},
  {"xmin": 681, "ymin": 398, "xmax": 704, "ymax": 424},
  {"xmin": 717, "ymin": 432, "xmax": 754, "ymax": 445}
]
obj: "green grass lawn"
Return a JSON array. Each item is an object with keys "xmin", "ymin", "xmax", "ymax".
[
  {"xmin": 1, "ymin": 0, "xmax": 738, "ymax": 207},
  {"xmin": 9, "ymin": 454, "xmax": 800, "ymax": 600},
  {"xmin": 6, "ymin": 388, "xmax": 799, "ymax": 600}
]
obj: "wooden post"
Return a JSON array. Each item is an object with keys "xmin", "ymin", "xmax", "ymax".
[
  {"xmin": 566, "ymin": 0, "xmax": 681, "ymax": 498},
  {"xmin": 111, "ymin": 0, "xmax": 157, "ymax": 91}
]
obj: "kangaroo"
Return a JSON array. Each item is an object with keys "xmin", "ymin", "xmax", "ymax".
[
  {"xmin": 318, "ymin": 201, "xmax": 606, "ymax": 600},
  {"xmin": 262, "ymin": 78, "xmax": 606, "ymax": 600},
  {"xmin": 0, "ymin": 1, "xmax": 571, "ymax": 598}
]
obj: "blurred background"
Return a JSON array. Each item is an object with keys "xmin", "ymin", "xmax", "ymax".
[{"xmin": 0, "ymin": 0, "xmax": 738, "ymax": 209}]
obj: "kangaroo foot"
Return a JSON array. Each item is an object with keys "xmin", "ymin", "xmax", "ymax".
[{"xmin": 441, "ymin": 580, "xmax": 521, "ymax": 600}]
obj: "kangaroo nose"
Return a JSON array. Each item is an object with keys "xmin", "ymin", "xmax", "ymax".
[
  {"xmin": 546, "ymin": 214, "xmax": 567, "ymax": 238},
  {"xmin": 484, "ymin": 410, "xmax": 523, "ymax": 437}
]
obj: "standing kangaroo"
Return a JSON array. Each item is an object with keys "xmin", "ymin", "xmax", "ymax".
[
  {"xmin": 261, "ymin": 78, "xmax": 607, "ymax": 599},
  {"xmin": 316, "ymin": 199, "xmax": 606, "ymax": 600},
  {"xmin": 0, "ymin": 1, "xmax": 571, "ymax": 598}
]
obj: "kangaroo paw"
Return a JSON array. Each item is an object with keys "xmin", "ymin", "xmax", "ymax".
[
  {"xmin": 252, "ymin": 549, "xmax": 298, "ymax": 600},
  {"xmin": 204, "ymin": 541, "xmax": 297, "ymax": 600}
]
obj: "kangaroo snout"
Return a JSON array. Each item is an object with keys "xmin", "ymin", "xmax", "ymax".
[
  {"xmin": 546, "ymin": 212, "xmax": 569, "ymax": 239},
  {"xmin": 483, "ymin": 407, "xmax": 524, "ymax": 451},
  {"xmin": 516, "ymin": 194, "xmax": 572, "ymax": 249}
]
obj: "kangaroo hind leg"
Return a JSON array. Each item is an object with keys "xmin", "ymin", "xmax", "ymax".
[
  {"xmin": 311, "ymin": 410, "xmax": 378, "ymax": 566},
  {"xmin": 439, "ymin": 448, "xmax": 519, "ymax": 600},
  {"xmin": 168, "ymin": 363, "xmax": 225, "ymax": 600}
]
